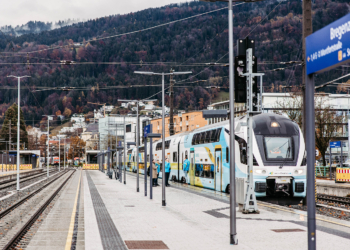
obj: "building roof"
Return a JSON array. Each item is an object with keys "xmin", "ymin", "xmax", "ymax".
[{"xmin": 86, "ymin": 123, "xmax": 99, "ymax": 132}]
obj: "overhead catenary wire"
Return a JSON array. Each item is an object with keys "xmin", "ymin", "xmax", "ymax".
[{"xmin": 2, "ymin": 6, "xmax": 233, "ymax": 56}]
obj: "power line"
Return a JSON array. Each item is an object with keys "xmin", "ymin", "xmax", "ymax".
[{"xmin": 3, "ymin": 6, "xmax": 231, "ymax": 56}]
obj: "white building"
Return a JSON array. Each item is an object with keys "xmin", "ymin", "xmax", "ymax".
[
  {"xmin": 98, "ymin": 115, "xmax": 150, "ymax": 150},
  {"xmin": 27, "ymin": 127, "xmax": 44, "ymax": 140},
  {"xmin": 71, "ymin": 114, "xmax": 85, "ymax": 124}
]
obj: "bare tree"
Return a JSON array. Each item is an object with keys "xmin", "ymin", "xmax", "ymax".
[
  {"xmin": 274, "ymin": 94, "xmax": 343, "ymax": 166},
  {"xmin": 273, "ymin": 93, "xmax": 303, "ymax": 128}
]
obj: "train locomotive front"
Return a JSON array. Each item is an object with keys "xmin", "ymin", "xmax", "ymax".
[{"xmin": 233, "ymin": 113, "xmax": 306, "ymax": 200}]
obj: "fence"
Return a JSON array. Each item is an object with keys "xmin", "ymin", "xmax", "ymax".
[{"xmin": 316, "ymin": 166, "xmax": 330, "ymax": 177}]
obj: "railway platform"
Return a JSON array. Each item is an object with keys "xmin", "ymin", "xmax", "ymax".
[
  {"xmin": 0, "ymin": 169, "xmax": 31, "ymax": 176},
  {"xmin": 80, "ymin": 171, "xmax": 350, "ymax": 250},
  {"xmin": 25, "ymin": 169, "xmax": 84, "ymax": 250},
  {"xmin": 317, "ymin": 179, "xmax": 350, "ymax": 196}
]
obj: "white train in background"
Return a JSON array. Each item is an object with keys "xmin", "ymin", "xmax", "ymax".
[{"xmin": 124, "ymin": 113, "xmax": 307, "ymax": 202}]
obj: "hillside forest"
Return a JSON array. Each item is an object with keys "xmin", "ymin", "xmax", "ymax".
[{"xmin": 0, "ymin": 0, "xmax": 349, "ymax": 127}]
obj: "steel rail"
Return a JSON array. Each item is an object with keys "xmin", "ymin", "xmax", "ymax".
[
  {"xmin": 0, "ymin": 170, "xmax": 70, "ymax": 220},
  {"xmin": 0, "ymin": 169, "xmax": 58, "ymax": 189},
  {"xmin": 317, "ymin": 194, "xmax": 350, "ymax": 206},
  {"xmin": 3, "ymin": 170, "xmax": 75, "ymax": 249}
]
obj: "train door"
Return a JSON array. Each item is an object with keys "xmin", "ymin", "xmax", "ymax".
[
  {"xmin": 190, "ymin": 150, "xmax": 195, "ymax": 185},
  {"xmin": 215, "ymin": 149, "xmax": 222, "ymax": 192}
]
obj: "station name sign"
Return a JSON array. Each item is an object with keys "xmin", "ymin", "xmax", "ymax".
[
  {"xmin": 330, "ymin": 141, "xmax": 341, "ymax": 148},
  {"xmin": 306, "ymin": 13, "xmax": 350, "ymax": 75}
]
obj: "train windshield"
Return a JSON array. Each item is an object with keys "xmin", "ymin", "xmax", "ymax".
[{"xmin": 264, "ymin": 137, "xmax": 293, "ymax": 160}]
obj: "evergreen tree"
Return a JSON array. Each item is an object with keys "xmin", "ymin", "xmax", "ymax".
[{"xmin": 0, "ymin": 103, "xmax": 28, "ymax": 150}]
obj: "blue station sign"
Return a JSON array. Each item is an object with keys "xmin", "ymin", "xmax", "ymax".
[
  {"xmin": 330, "ymin": 141, "xmax": 341, "ymax": 148},
  {"xmin": 144, "ymin": 124, "xmax": 151, "ymax": 137},
  {"xmin": 306, "ymin": 13, "xmax": 350, "ymax": 75}
]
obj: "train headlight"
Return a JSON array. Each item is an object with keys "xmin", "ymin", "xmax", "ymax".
[
  {"xmin": 271, "ymin": 121, "xmax": 280, "ymax": 128},
  {"xmin": 262, "ymin": 170, "xmax": 266, "ymax": 174},
  {"xmin": 255, "ymin": 170, "xmax": 262, "ymax": 174},
  {"xmin": 294, "ymin": 170, "xmax": 303, "ymax": 174}
]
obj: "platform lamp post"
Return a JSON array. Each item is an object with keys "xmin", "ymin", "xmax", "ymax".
[
  {"xmin": 58, "ymin": 133, "xmax": 66, "ymax": 172},
  {"xmin": 0, "ymin": 139, "xmax": 4, "ymax": 172},
  {"xmin": 43, "ymin": 115, "xmax": 54, "ymax": 177},
  {"xmin": 7, "ymin": 75, "xmax": 30, "ymax": 191},
  {"xmin": 118, "ymin": 99, "xmax": 157, "ymax": 192},
  {"xmin": 134, "ymin": 70, "xmax": 192, "ymax": 207}
]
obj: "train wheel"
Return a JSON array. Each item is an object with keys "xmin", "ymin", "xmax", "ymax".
[{"xmin": 181, "ymin": 177, "xmax": 186, "ymax": 183}]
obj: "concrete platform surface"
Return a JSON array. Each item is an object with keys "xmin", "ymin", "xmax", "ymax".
[
  {"xmin": 317, "ymin": 179, "xmax": 350, "ymax": 196},
  {"xmin": 317, "ymin": 178, "xmax": 350, "ymax": 187},
  {"xmin": 83, "ymin": 170, "xmax": 350, "ymax": 250},
  {"xmin": 0, "ymin": 169, "xmax": 31, "ymax": 176},
  {"xmin": 26, "ymin": 170, "xmax": 85, "ymax": 250}
]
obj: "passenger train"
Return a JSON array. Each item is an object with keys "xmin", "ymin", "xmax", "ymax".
[{"xmin": 123, "ymin": 113, "xmax": 307, "ymax": 200}]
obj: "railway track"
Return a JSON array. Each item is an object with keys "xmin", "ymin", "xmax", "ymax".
[
  {"xmin": 0, "ymin": 169, "xmax": 75, "ymax": 249},
  {"xmin": 317, "ymin": 194, "xmax": 350, "ymax": 206},
  {"xmin": 0, "ymin": 169, "xmax": 58, "ymax": 190}
]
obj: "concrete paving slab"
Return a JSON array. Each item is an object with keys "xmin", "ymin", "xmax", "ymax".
[
  {"xmin": 84, "ymin": 171, "xmax": 103, "ymax": 250},
  {"xmin": 86, "ymin": 170, "xmax": 350, "ymax": 250},
  {"xmin": 26, "ymin": 170, "xmax": 85, "ymax": 250}
]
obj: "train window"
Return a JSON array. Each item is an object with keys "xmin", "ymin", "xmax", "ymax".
[
  {"xmin": 165, "ymin": 140, "xmax": 170, "ymax": 149},
  {"xmin": 205, "ymin": 131, "xmax": 211, "ymax": 143},
  {"xmin": 226, "ymin": 147, "xmax": 229, "ymax": 163},
  {"xmin": 195, "ymin": 164, "xmax": 203, "ymax": 177},
  {"xmin": 253, "ymin": 156, "xmax": 258, "ymax": 166},
  {"xmin": 195, "ymin": 134, "xmax": 201, "ymax": 145},
  {"xmin": 192, "ymin": 134, "xmax": 196, "ymax": 145},
  {"xmin": 237, "ymin": 138, "xmax": 247, "ymax": 164},
  {"xmin": 173, "ymin": 152, "xmax": 177, "ymax": 162},
  {"xmin": 203, "ymin": 164, "xmax": 214, "ymax": 179},
  {"xmin": 147, "ymin": 155, "xmax": 150, "ymax": 162},
  {"xmin": 264, "ymin": 137, "xmax": 293, "ymax": 160},
  {"xmin": 139, "ymin": 147, "xmax": 145, "ymax": 153},
  {"xmin": 210, "ymin": 129, "xmax": 217, "ymax": 142},
  {"xmin": 156, "ymin": 142, "xmax": 162, "ymax": 151},
  {"xmin": 133, "ymin": 156, "xmax": 135, "ymax": 162},
  {"xmin": 200, "ymin": 132, "xmax": 206, "ymax": 144},
  {"xmin": 216, "ymin": 128, "xmax": 222, "ymax": 142}
]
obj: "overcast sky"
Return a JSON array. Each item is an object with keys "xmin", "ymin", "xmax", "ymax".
[{"xmin": 1, "ymin": 0, "xmax": 188, "ymax": 27}]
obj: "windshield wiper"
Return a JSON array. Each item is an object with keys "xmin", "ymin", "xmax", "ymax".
[{"xmin": 279, "ymin": 141, "xmax": 291, "ymax": 169}]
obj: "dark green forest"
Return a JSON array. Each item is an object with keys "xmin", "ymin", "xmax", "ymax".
[{"xmin": 0, "ymin": 0, "xmax": 349, "ymax": 126}]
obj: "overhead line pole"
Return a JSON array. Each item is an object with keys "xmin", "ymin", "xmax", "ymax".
[
  {"xmin": 169, "ymin": 69, "xmax": 175, "ymax": 136},
  {"xmin": 7, "ymin": 75, "xmax": 30, "ymax": 191},
  {"xmin": 43, "ymin": 115, "xmax": 54, "ymax": 177},
  {"xmin": 134, "ymin": 70, "xmax": 192, "ymax": 206},
  {"xmin": 118, "ymin": 99, "xmax": 156, "ymax": 192}
]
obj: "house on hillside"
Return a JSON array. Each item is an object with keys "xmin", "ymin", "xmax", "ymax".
[{"xmin": 81, "ymin": 123, "xmax": 99, "ymax": 150}]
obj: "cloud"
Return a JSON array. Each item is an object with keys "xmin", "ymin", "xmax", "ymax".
[{"xmin": 0, "ymin": 0, "xmax": 187, "ymax": 27}]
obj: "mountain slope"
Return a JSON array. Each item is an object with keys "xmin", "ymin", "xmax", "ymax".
[{"xmin": 0, "ymin": 0, "xmax": 348, "ymax": 127}]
